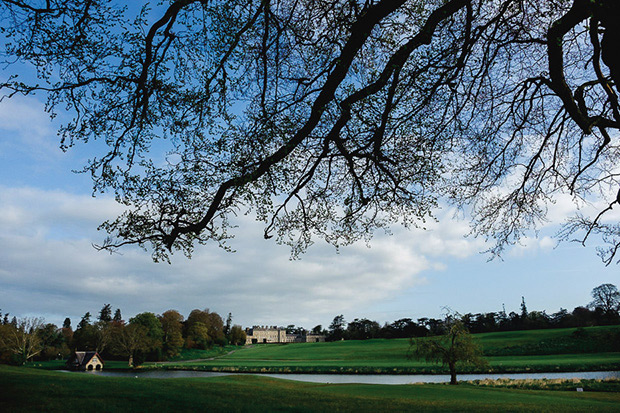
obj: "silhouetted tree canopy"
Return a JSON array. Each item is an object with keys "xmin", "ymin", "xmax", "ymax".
[
  {"xmin": 113, "ymin": 309, "xmax": 123, "ymax": 324},
  {"xmin": 589, "ymin": 283, "xmax": 620, "ymax": 313},
  {"xmin": 328, "ymin": 314, "xmax": 346, "ymax": 341},
  {"xmin": 2, "ymin": 0, "xmax": 620, "ymax": 262},
  {"xmin": 98, "ymin": 304, "xmax": 112, "ymax": 323}
]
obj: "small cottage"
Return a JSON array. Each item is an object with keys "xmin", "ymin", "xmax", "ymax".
[{"xmin": 66, "ymin": 351, "xmax": 104, "ymax": 371}]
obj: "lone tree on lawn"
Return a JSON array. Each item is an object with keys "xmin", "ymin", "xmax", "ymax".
[
  {"xmin": 408, "ymin": 315, "xmax": 487, "ymax": 385},
  {"xmin": 2, "ymin": 1, "xmax": 620, "ymax": 262}
]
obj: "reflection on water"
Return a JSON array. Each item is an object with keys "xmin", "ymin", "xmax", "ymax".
[{"xmin": 65, "ymin": 370, "xmax": 620, "ymax": 385}]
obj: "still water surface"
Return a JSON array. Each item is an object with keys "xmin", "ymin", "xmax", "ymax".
[{"xmin": 67, "ymin": 370, "xmax": 620, "ymax": 384}]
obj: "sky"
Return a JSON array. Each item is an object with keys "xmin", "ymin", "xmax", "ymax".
[{"xmin": 0, "ymin": 94, "xmax": 619, "ymax": 331}]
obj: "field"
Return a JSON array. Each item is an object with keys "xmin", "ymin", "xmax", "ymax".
[
  {"xmin": 10, "ymin": 326, "xmax": 620, "ymax": 412},
  {"xmin": 152, "ymin": 352, "xmax": 620, "ymax": 374},
  {"xmin": 144, "ymin": 326, "xmax": 620, "ymax": 374},
  {"xmin": 2, "ymin": 365, "xmax": 620, "ymax": 412}
]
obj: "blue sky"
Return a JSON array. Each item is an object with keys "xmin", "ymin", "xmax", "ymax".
[{"xmin": 0, "ymin": 87, "xmax": 618, "ymax": 331}]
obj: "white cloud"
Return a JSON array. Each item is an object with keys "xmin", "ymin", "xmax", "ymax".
[
  {"xmin": 401, "ymin": 211, "xmax": 487, "ymax": 258},
  {"xmin": 543, "ymin": 191, "xmax": 620, "ymax": 227},
  {"xmin": 0, "ymin": 186, "xmax": 125, "ymax": 238},
  {"xmin": 0, "ymin": 185, "xmax": 486, "ymax": 328},
  {"xmin": 539, "ymin": 236, "xmax": 555, "ymax": 250}
]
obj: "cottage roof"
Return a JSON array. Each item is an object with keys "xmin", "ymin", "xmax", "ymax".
[{"xmin": 69, "ymin": 351, "xmax": 102, "ymax": 367}]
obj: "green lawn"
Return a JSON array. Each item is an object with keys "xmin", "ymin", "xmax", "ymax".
[
  {"xmin": 2, "ymin": 365, "xmax": 619, "ymax": 412},
  {"xmin": 165, "ymin": 345, "xmax": 240, "ymax": 361},
  {"xmin": 151, "ymin": 351, "xmax": 620, "ymax": 374},
  {"xmin": 148, "ymin": 326, "xmax": 620, "ymax": 374},
  {"xmin": 476, "ymin": 326, "xmax": 620, "ymax": 355},
  {"xmin": 212, "ymin": 326, "xmax": 620, "ymax": 361}
]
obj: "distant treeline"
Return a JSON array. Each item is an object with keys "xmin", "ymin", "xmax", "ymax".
[
  {"xmin": 322, "ymin": 284, "xmax": 620, "ymax": 341},
  {"xmin": 1, "ymin": 284, "xmax": 618, "ymax": 365},
  {"xmin": 0, "ymin": 307, "xmax": 246, "ymax": 366}
]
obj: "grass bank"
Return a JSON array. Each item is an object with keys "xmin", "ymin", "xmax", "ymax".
[
  {"xmin": 2, "ymin": 365, "xmax": 619, "ymax": 412},
  {"xmin": 147, "ymin": 326, "xmax": 620, "ymax": 374},
  {"xmin": 477, "ymin": 326, "xmax": 620, "ymax": 356},
  {"xmin": 165, "ymin": 345, "xmax": 239, "ymax": 361},
  {"xmin": 145, "ymin": 352, "xmax": 620, "ymax": 374}
]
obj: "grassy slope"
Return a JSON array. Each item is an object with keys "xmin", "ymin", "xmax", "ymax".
[
  {"xmin": 165, "ymin": 345, "xmax": 239, "ymax": 361},
  {"xmin": 477, "ymin": 326, "xmax": 620, "ymax": 355},
  {"xmin": 155, "ymin": 352, "xmax": 620, "ymax": 374},
  {"xmin": 2, "ymin": 365, "xmax": 620, "ymax": 412},
  {"xmin": 152, "ymin": 326, "xmax": 620, "ymax": 373}
]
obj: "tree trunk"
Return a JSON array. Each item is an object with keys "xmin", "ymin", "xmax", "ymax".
[
  {"xmin": 598, "ymin": 0, "xmax": 620, "ymax": 90},
  {"xmin": 449, "ymin": 363, "xmax": 458, "ymax": 385},
  {"xmin": 602, "ymin": 26, "xmax": 620, "ymax": 89}
]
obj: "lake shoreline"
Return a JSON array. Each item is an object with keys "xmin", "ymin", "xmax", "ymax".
[
  {"xmin": 62, "ymin": 368, "xmax": 620, "ymax": 385},
  {"xmin": 130, "ymin": 361, "xmax": 620, "ymax": 375}
]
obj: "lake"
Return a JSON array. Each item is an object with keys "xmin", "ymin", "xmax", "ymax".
[{"xmin": 66, "ymin": 370, "xmax": 620, "ymax": 384}]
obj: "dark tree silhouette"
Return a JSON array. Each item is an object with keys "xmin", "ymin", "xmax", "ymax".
[
  {"xmin": 76, "ymin": 312, "xmax": 91, "ymax": 330},
  {"xmin": 328, "ymin": 315, "xmax": 346, "ymax": 341},
  {"xmin": 2, "ymin": 0, "xmax": 620, "ymax": 262},
  {"xmin": 113, "ymin": 309, "xmax": 123, "ymax": 324},
  {"xmin": 98, "ymin": 304, "xmax": 112, "ymax": 323},
  {"xmin": 589, "ymin": 283, "xmax": 620, "ymax": 314}
]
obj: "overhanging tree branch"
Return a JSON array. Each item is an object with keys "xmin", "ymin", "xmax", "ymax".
[{"xmin": 2, "ymin": 0, "xmax": 620, "ymax": 262}]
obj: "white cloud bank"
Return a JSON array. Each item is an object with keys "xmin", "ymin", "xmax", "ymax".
[{"xmin": 0, "ymin": 185, "xmax": 488, "ymax": 328}]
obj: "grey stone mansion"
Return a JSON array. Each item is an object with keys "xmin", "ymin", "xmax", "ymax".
[{"xmin": 245, "ymin": 326, "xmax": 326, "ymax": 344}]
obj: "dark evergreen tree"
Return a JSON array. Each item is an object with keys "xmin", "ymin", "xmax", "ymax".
[
  {"xmin": 520, "ymin": 297, "xmax": 528, "ymax": 320},
  {"xmin": 113, "ymin": 309, "xmax": 123, "ymax": 323},
  {"xmin": 77, "ymin": 312, "xmax": 91, "ymax": 330},
  {"xmin": 73, "ymin": 313, "xmax": 96, "ymax": 351},
  {"xmin": 63, "ymin": 318, "xmax": 71, "ymax": 329},
  {"xmin": 224, "ymin": 313, "xmax": 232, "ymax": 337},
  {"xmin": 327, "ymin": 315, "xmax": 346, "ymax": 341},
  {"xmin": 98, "ymin": 304, "xmax": 112, "ymax": 322}
]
